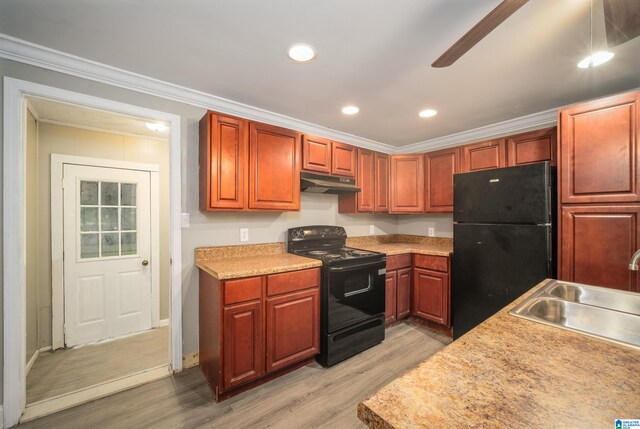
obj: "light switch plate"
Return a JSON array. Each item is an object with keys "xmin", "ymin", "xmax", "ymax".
[
  {"xmin": 369, "ymin": 225, "xmax": 375, "ymax": 235},
  {"xmin": 428, "ymin": 227, "xmax": 435, "ymax": 237},
  {"xmin": 240, "ymin": 228, "xmax": 249, "ymax": 242},
  {"xmin": 181, "ymin": 212, "xmax": 190, "ymax": 228}
]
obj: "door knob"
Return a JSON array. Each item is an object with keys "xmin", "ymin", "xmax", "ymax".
[{"xmin": 142, "ymin": 260, "xmax": 149, "ymax": 266}]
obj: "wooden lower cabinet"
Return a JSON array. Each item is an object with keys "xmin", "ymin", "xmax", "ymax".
[
  {"xmin": 412, "ymin": 268, "xmax": 450, "ymax": 326},
  {"xmin": 199, "ymin": 267, "xmax": 320, "ymax": 401},
  {"xmin": 223, "ymin": 300, "xmax": 263, "ymax": 389},
  {"xmin": 385, "ymin": 272, "xmax": 397, "ymax": 324},
  {"xmin": 396, "ymin": 268, "xmax": 411, "ymax": 319},
  {"xmin": 266, "ymin": 288, "xmax": 320, "ymax": 372},
  {"xmin": 560, "ymin": 205, "xmax": 640, "ymax": 291}
]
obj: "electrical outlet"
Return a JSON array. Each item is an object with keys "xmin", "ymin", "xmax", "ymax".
[
  {"xmin": 369, "ymin": 225, "xmax": 375, "ymax": 235},
  {"xmin": 240, "ymin": 228, "xmax": 249, "ymax": 242},
  {"xmin": 428, "ymin": 227, "xmax": 435, "ymax": 237}
]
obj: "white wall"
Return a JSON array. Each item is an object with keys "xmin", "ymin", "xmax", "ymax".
[{"xmin": 396, "ymin": 214, "xmax": 454, "ymax": 238}]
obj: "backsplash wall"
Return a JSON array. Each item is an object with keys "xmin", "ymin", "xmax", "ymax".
[{"xmin": 396, "ymin": 214, "xmax": 454, "ymax": 238}]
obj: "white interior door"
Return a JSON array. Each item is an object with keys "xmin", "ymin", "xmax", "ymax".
[{"xmin": 63, "ymin": 164, "xmax": 152, "ymax": 347}]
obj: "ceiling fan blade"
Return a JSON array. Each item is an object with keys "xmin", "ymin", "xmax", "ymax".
[
  {"xmin": 431, "ymin": 0, "xmax": 529, "ymax": 68},
  {"xmin": 603, "ymin": 0, "xmax": 640, "ymax": 48}
]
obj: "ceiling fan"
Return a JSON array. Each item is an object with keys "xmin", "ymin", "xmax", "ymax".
[{"xmin": 431, "ymin": 0, "xmax": 640, "ymax": 68}]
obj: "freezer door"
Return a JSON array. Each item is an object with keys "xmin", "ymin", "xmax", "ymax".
[
  {"xmin": 454, "ymin": 162, "xmax": 553, "ymax": 224},
  {"xmin": 452, "ymin": 223, "xmax": 553, "ymax": 340}
]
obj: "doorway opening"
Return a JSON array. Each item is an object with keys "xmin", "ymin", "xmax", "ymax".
[{"xmin": 3, "ymin": 77, "xmax": 182, "ymax": 428}]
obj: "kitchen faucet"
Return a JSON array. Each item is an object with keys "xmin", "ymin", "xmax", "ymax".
[{"xmin": 629, "ymin": 249, "xmax": 640, "ymax": 271}]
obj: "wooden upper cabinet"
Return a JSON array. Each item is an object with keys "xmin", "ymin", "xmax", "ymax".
[
  {"xmin": 560, "ymin": 205, "xmax": 640, "ymax": 292},
  {"xmin": 302, "ymin": 135, "xmax": 331, "ymax": 174},
  {"xmin": 248, "ymin": 122, "xmax": 301, "ymax": 211},
  {"xmin": 507, "ymin": 127, "xmax": 557, "ymax": 167},
  {"xmin": 356, "ymin": 149, "xmax": 375, "ymax": 212},
  {"xmin": 374, "ymin": 152, "xmax": 389, "ymax": 212},
  {"xmin": 199, "ymin": 112, "xmax": 248, "ymax": 211},
  {"xmin": 425, "ymin": 147, "xmax": 459, "ymax": 213},
  {"xmin": 460, "ymin": 139, "xmax": 507, "ymax": 173},
  {"xmin": 389, "ymin": 154, "xmax": 425, "ymax": 213},
  {"xmin": 331, "ymin": 141, "xmax": 356, "ymax": 177},
  {"xmin": 559, "ymin": 91, "xmax": 639, "ymax": 204}
]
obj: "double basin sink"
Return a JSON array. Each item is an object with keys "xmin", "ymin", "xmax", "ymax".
[{"xmin": 510, "ymin": 279, "xmax": 640, "ymax": 350}]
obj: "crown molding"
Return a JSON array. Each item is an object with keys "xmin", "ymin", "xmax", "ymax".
[
  {"xmin": 396, "ymin": 108, "xmax": 558, "ymax": 154},
  {"xmin": 0, "ymin": 33, "xmax": 394, "ymax": 153}
]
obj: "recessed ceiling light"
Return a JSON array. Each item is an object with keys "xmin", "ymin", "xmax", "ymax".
[
  {"xmin": 341, "ymin": 105, "xmax": 360, "ymax": 115},
  {"xmin": 145, "ymin": 122, "xmax": 168, "ymax": 132},
  {"xmin": 288, "ymin": 44, "xmax": 316, "ymax": 62},
  {"xmin": 577, "ymin": 51, "xmax": 614, "ymax": 69},
  {"xmin": 419, "ymin": 109, "xmax": 438, "ymax": 118}
]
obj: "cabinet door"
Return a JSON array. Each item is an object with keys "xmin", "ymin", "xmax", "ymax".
[
  {"xmin": 396, "ymin": 267, "xmax": 411, "ymax": 320},
  {"xmin": 265, "ymin": 288, "xmax": 319, "ymax": 373},
  {"xmin": 425, "ymin": 147, "xmax": 459, "ymax": 213},
  {"xmin": 199, "ymin": 112, "xmax": 248, "ymax": 210},
  {"xmin": 302, "ymin": 135, "xmax": 331, "ymax": 174},
  {"xmin": 385, "ymin": 271, "xmax": 397, "ymax": 325},
  {"xmin": 412, "ymin": 268, "xmax": 449, "ymax": 326},
  {"xmin": 507, "ymin": 127, "xmax": 557, "ymax": 167},
  {"xmin": 357, "ymin": 149, "xmax": 375, "ymax": 212},
  {"xmin": 560, "ymin": 205, "xmax": 640, "ymax": 291},
  {"xmin": 559, "ymin": 91, "xmax": 639, "ymax": 204},
  {"xmin": 389, "ymin": 154, "xmax": 425, "ymax": 213},
  {"xmin": 223, "ymin": 300, "xmax": 263, "ymax": 390},
  {"xmin": 248, "ymin": 122, "xmax": 301, "ymax": 211},
  {"xmin": 331, "ymin": 141, "xmax": 356, "ymax": 177},
  {"xmin": 461, "ymin": 139, "xmax": 506, "ymax": 172},
  {"xmin": 374, "ymin": 152, "xmax": 389, "ymax": 212}
]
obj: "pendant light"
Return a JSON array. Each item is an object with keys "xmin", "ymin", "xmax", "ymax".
[{"xmin": 577, "ymin": 0, "xmax": 614, "ymax": 68}]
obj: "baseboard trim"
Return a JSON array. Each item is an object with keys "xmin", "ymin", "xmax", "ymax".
[
  {"xmin": 157, "ymin": 319, "xmax": 169, "ymax": 327},
  {"xmin": 182, "ymin": 351, "xmax": 199, "ymax": 369},
  {"xmin": 0, "ymin": 404, "xmax": 4, "ymax": 429},
  {"xmin": 20, "ymin": 364, "xmax": 171, "ymax": 423},
  {"xmin": 25, "ymin": 349, "xmax": 40, "ymax": 376}
]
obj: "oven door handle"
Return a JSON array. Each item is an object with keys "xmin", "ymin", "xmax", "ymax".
[{"xmin": 329, "ymin": 260, "xmax": 386, "ymax": 273}]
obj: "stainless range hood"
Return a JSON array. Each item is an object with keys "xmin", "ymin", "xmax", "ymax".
[{"xmin": 300, "ymin": 171, "xmax": 360, "ymax": 194}]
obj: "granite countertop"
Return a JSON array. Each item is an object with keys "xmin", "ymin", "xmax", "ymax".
[
  {"xmin": 358, "ymin": 279, "xmax": 640, "ymax": 428},
  {"xmin": 196, "ymin": 253, "xmax": 322, "ymax": 280}
]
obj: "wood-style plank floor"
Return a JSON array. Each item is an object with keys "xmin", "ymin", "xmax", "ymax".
[
  {"xmin": 19, "ymin": 322, "xmax": 450, "ymax": 429},
  {"xmin": 27, "ymin": 326, "xmax": 169, "ymax": 404}
]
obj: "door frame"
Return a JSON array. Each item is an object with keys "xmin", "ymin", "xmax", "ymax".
[
  {"xmin": 51, "ymin": 155, "xmax": 161, "ymax": 349},
  {"xmin": 3, "ymin": 77, "xmax": 183, "ymax": 427}
]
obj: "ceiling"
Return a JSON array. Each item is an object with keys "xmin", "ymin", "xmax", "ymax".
[
  {"xmin": 2, "ymin": 0, "xmax": 639, "ymax": 147},
  {"xmin": 27, "ymin": 97, "xmax": 170, "ymax": 140}
]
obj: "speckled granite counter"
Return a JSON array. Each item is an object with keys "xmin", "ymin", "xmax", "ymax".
[
  {"xmin": 347, "ymin": 235, "xmax": 452, "ymax": 256},
  {"xmin": 358, "ymin": 279, "xmax": 640, "ymax": 428},
  {"xmin": 195, "ymin": 243, "xmax": 321, "ymax": 280}
]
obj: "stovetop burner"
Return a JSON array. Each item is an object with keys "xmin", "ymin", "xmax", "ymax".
[
  {"xmin": 308, "ymin": 250, "xmax": 329, "ymax": 256},
  {"xmin": 296, "ymin": 247, "xmax": 380, "ymax": 263}
]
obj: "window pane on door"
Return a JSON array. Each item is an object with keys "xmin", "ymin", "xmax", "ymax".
[
  {"xmin": 121, "ymin": 232, "xmax": 137, "ymax": 255},
  {"xmin": 102, "ymin": 233, "xmax": 120, "ymax": 257},
  {"xmin": 101, "ymin": 182, "xmax": 119, "ymax": 206},
  {"xmin": 121, "ymin": 183, "xmax": 136, "ymax": 206},
  {"xmin": 121, "ymin": 208, "xmax": 136, "ymax": 231},
  {"xmin": 81, "ymin": 207, "xmax": 98, "ymax": 232},
  {"xmin": 80, "ymin": 181, "xmax": 98, "ymax": 205},
  {"xmin": 101, "ymin": 208, "xmax": 119, "ymax": 231},
  {"xmin": 80, "ymin": 234, "xmax": 99, "ymax": 258}
]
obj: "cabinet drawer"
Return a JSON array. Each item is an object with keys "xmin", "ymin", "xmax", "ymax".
[
  {"xmin": 386, "ymin": 254, "xmax": 411, "ymax": 271},
  {"xmin": 413, "ymin": 254, "xmax": 448, "ymax": 272},
  {"xmin": 224, "ymin": 276, "xmax": 262, "ymax": 305},
  {"xmin": 267, "ymin": 268, "xmax": 320, "ymax": 297}
]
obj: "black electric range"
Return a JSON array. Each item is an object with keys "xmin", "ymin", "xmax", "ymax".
[{"xmin": 287, "ymin": 225, "xmax": 386, "ymax": 367}]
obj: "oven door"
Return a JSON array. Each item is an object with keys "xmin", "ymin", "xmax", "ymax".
[{"xmin": 327, "ymin": 258, "xmax": 386, "ymax": 333}]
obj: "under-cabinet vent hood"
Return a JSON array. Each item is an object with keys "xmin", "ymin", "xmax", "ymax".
[{"xmin": 300, "ymin": 171, "xmax": 360, "ymax": 194}]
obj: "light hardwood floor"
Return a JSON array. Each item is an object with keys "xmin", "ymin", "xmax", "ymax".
[
  {"xmin": 27, "ymin": 326, "xmax": 169, "ymax": 404},
  {"xmin": 19, "ymin": 322, "xmax": 450, "ymax": 429}
]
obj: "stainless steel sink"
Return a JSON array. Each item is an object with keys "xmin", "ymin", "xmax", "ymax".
[{"xmin": 510, "ymin": 280, "xmax": 640, "ymax": 350}]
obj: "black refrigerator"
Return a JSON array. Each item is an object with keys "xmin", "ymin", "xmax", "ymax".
[{"xmin": 452, "ymin": 162, "xmax": 556, "ymax": 340}]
